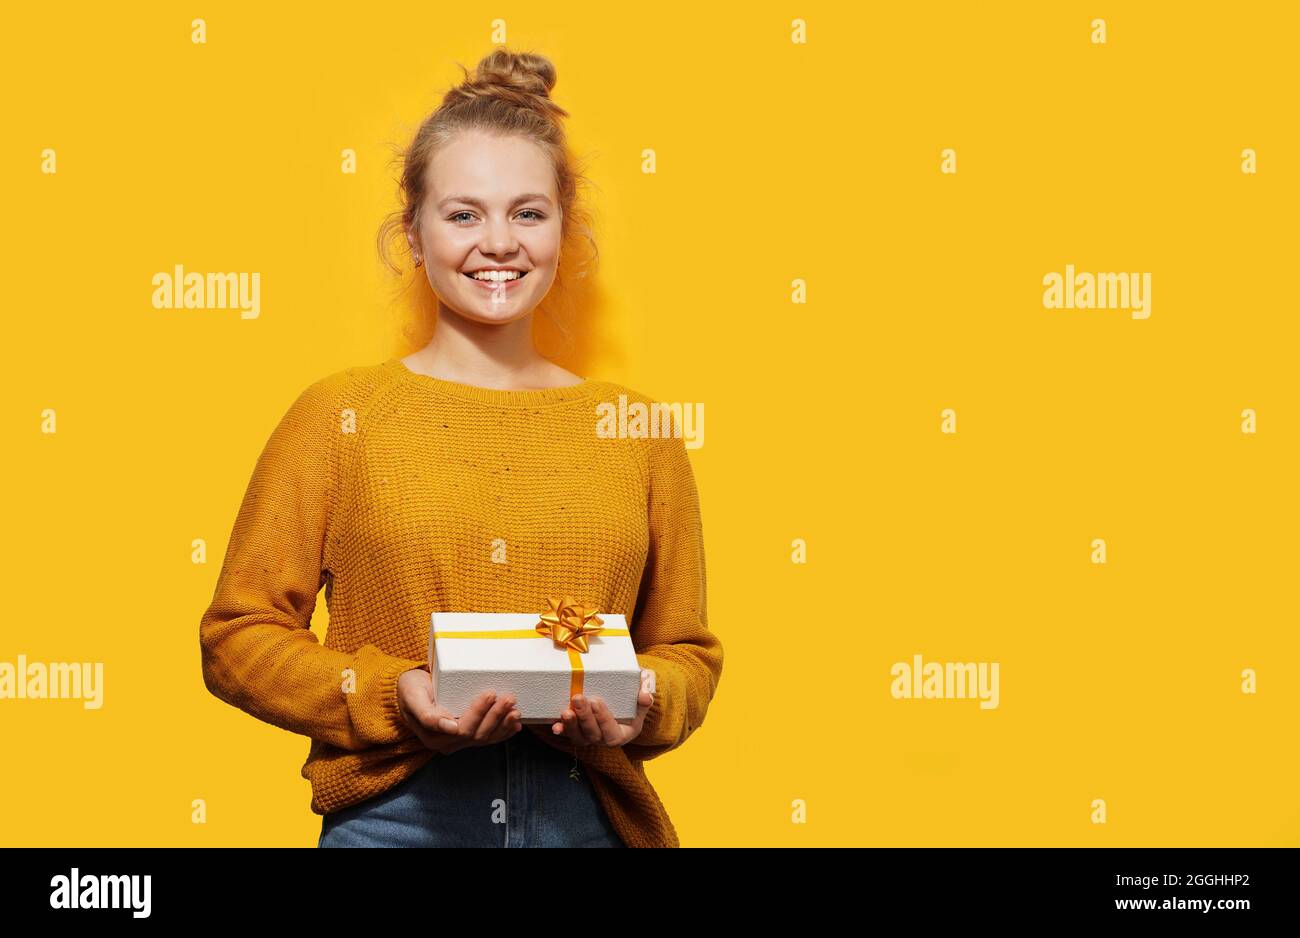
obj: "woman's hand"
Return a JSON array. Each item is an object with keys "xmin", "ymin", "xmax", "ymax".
[
  {"xmin": 396, "ymin": 669, "xmax": 522, "ymax": 755},
  {"xmin": 551, "ymin": 668, "xmax": 656, "ymax": 747}
]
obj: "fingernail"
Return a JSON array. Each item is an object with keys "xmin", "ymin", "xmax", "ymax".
[{"xmin": 439, "ymin": 718, "xmax": 458, "ymax": 732}]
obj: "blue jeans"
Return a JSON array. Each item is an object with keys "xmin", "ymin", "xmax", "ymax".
[{"xmin": 317, "ymin": 727, "xmax": 626, "ymax": 847}]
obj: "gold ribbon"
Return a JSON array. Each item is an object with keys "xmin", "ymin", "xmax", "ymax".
[
  {"xmin": 431, "ymin": 597, "xmax": 630, "ymax": 701},
  {"xmin": 535, "ymin": 595, "xmax": 606, "ymax": 653},
  {"xmin": 537, "ymin": 595, "xmax": 605, "ymax": 698}
]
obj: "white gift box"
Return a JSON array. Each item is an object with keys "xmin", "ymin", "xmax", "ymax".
[{"xmin": 428, "ymin": 612, "xmax": 643, "ymax": 723}]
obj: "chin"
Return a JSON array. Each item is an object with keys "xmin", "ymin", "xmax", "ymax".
[{"xmin": 444, "ymin": 301, "xmax": 533, "ymax": 326}]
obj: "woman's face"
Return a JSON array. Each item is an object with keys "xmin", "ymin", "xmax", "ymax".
[{"xmin": 410, "ymin": 130, "xmax": 562, "ymax": 325}]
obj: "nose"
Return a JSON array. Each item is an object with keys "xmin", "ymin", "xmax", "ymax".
[{"xmin": 480, "ymin": 216, "xmax": 520, "ymax": 258}]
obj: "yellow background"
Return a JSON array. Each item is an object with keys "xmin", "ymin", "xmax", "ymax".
[{"xmin": 2, "ymin": 2, "xmax": 1296, "ymax": 846}]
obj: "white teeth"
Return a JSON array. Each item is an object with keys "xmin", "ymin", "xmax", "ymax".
[{"xmin": 468, "ymin": 270, "xmax": 524, "ymax": 281}]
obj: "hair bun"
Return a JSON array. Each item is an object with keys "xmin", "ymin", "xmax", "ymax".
[
  {"xmin": 472, "ymin": 48, "xmax": 556, "ymax": 98},
  {"xmin": 443, "ymin": 47, "xmax": 567, "ymax": 122}
]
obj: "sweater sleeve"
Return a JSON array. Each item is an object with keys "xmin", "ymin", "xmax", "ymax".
[
  {"xmin": 199, "ymin": 376, "xmax": 427, "ymax": 752},
  {"xmin": 622, "ymin": 430, "xmax": 723, "ymax": 763}
]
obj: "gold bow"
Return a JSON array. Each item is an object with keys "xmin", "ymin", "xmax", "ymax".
[{"xmin": 535, "ymin": 595, "xmax": 606, "ymax": 654}]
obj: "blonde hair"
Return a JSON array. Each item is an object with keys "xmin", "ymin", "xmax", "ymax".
[{"xmin": 377, "ymin": 48, "xmax": 600, "ymax": 350}]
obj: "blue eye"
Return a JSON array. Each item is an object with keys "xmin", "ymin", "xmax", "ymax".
[{"xmin": 449, "ymin": 209, "xmax": 545, "ymax": 224}]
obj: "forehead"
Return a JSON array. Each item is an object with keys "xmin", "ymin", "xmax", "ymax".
[{"xmin": 427, "ymin": 131, "xmax": 555, "ymax": 202}]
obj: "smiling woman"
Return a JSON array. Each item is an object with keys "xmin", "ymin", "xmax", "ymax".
[
  {"xmin": 375, "ymin": 48, "xmax": 600, "ymax": 372},
  {"xmin": 403, "ymin": 128, "xmax": 564, "ymax": 324},
  {"xmin": 199, "ymin": 45, "xmax": 722, "ymax": 850}
]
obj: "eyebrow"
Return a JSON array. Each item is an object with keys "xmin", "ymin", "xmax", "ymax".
[{"xmin": 437, "ymin": 193, "xmax": 553, "ymax": 210}]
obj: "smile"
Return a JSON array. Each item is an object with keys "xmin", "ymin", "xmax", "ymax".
[{"xmin": 462, "ymin": 270, "xmax": 529, "ymax": 287}]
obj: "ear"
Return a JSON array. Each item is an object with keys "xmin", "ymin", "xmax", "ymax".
[{"xmin": 405, "ymin": 225, "xmax": 425, "ymax": 266}]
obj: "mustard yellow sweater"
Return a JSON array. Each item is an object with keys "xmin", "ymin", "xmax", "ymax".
[{"xmin": 199, "ymin": 358, "xmax": 722, "ymax": 847}]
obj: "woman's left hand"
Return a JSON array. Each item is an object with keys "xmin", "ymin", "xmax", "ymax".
[{"xmin": 551, "ymin": 668, "xmax": 655, "ymax": 747}]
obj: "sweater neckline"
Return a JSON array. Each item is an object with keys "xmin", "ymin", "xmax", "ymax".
[{"xmin": 383, "ymin": 357, "xmax": 599, "ymax": 407}]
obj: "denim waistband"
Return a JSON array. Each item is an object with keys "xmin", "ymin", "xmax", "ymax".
[{"xmin": 318, "ymin": 728, "xmax": 625, "ymax": 847}]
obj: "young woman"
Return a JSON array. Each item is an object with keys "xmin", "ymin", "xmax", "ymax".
[{"xmin": 199, "ymin": 48, "xmax": 722, "ymax": 847}]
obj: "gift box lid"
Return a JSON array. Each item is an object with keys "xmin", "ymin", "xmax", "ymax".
[{"xmin": 428, "ymin": 612, "xmax": 636, "ymax": 672}]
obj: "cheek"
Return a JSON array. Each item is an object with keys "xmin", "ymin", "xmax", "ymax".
[
  {"xmin": 522, "ymin": 230, "xmax": 562, "ymax": 266},
  {"xmin": 429, "ymin": 231, "xmax": 476, "ymax": 267}
]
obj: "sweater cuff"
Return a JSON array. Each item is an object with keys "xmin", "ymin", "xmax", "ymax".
[{"xmin": 348, "ymin": 644, "xmax": 428, "ymax": 747}]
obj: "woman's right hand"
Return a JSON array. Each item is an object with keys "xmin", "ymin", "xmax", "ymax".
[{"xmin": 396, "ymin": 668, "xmax": 522, "ymax": 755}]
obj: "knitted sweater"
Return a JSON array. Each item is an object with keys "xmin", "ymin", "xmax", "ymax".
[{"xmin": 199, "ymin": 357, "xmax": 721, "ymax": 848}]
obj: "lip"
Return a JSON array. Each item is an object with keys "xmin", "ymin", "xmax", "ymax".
[{"xmin": 462, "ymin": 270, "xmax": 529, "ymax": 291}]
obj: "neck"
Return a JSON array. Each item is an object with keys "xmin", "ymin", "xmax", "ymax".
[{"xmin": 413, "ymin": 306, "xmax": 549, "ymax": 384}]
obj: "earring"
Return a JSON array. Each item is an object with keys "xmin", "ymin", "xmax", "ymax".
[{"xmin": 414, "ymin": 255, "xmax": 423, "ymax": 267}]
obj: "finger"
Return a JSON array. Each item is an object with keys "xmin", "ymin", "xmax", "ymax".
[
  {"xmin": 557, "ymin": 708, "xmax": 582, "ymax": 743},
  {"xmin": 420, "ymin": 696, "xmax": 465, "ymax": 736},
  {"xmin": 571, "ymin": 695, "xmax": 602, "ymax": 744},
  {"xmin": 398, "ymin": 671, "xmax": 462, "ymax": 736},
  {"xmin": 491, "ymin": 707, "xmax": 524, "ymax": 742},
  {"xmin": 631, "ymin": 670, "xmax": 656, "ymax": 733},
  {"xmin": 588, "ymin": 697, "xmax": 622, "ymax": 745},
  {"xmin": 473, "ymin": 692, "xmax": 517, "ymax": 742},
  {"xmin": 408, "ymin": 713, "xmax": 467, "ymax": 755},
  {"xmin": 484, "ymin": 701, "xmax": 522, "ymax": 742},
  {"xmin": 454, "ymin": 690, "xmax": 498, "ymax": 740}
]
